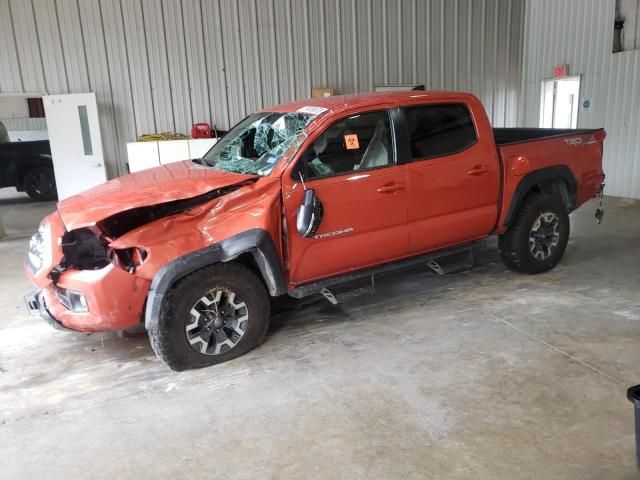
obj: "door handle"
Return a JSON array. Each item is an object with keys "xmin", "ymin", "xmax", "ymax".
[
  {"xmin": 467, "ymin": 165, "xmax": 490, "ymax": 176},
  {"xmin": 377, "ymin": 182, "xmax": 405, "ymax": 194},
  {"xmin": 92, "ymin": 163, "xmax": 103, "ymax": 168}
]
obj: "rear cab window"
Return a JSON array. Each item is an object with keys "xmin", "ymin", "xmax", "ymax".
[
  {"xmin": 296, "ymin": 110, "xmax": 394, "ymax": 180},
  {"xmin": 403, "ymin": 103, "xmax": 477, "ymax": 161}
]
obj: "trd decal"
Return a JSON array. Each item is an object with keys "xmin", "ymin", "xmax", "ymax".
[{"xmin": 565, "ymin": 137, "xmax": 583, "ymax": 146}]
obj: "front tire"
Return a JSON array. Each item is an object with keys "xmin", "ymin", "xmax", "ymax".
[
  {"xmin": 499, "ymin": 193, "xmax": 570, "ymax": 274},
  {"xmin": 23, "ymin": 166, "xmax": 57, "ymax": 201},
  {"xmin": 148, "ymin": 263, "xmax": 270, "ymax": 371}
]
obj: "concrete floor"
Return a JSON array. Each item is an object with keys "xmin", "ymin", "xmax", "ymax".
[{"xmin": 1, "ymin": 186, "xmax": 639, "ymax": 479}]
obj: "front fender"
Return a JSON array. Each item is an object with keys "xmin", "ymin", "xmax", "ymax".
[{"xmin": 145, "ymin": 228, "xmax": 285, "ymax": 331}]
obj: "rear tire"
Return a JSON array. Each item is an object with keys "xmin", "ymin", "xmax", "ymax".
[
  {"xmin": 148, "ymin": 263, "xmax": 270, "ymax": 371},
  {"xmin": 498, "ymin": 192, "xmax": 570, "ymax": 274},
  {"xmin": 23, "ymin": 166, "xmax": 57, "ymax": 201}
]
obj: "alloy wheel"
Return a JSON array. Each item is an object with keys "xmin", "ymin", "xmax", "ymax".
[
  {"xmin": 528, "ymin": 212, "xmax": 560, "ymax": 260},
  {"xmin": 185, "ymin": 288, "xmax": 249, "ymax": 355}
]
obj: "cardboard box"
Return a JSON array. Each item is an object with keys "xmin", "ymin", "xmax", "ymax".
[{"xmin": 311, "ymin": 87, "xmax": 335, "ymax": 99}]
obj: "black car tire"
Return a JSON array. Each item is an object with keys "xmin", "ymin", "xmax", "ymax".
[
  {"xmin": 148, "ymin": 263, "xmax": 270, "ymax": 371},
  {"xmin": 498, "ymin": 192, "xmax": 570, "ymax": 274},
  {"xmin": 23, "ymin": 166, "xmax": 58, "ymax": 201}
]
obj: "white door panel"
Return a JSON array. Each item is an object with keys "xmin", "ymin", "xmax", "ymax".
[{"xmin": 43, "ymin": 93, "xmax": 107, "ymax": 200}]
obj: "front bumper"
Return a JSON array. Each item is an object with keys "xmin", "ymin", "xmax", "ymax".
[
  {"xmin": 25, "ymin": 263, "xmax": 150, "ymax": 332},
  {"xmin": 24, "ymin": 290, "xmax": 75, "ymax": 332}
]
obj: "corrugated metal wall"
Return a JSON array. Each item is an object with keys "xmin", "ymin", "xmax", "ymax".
[
  {"xmin": 522, "ymin": 0, "xmax": 640, "ymax": 199},
  {"xmin": 0, "ymin": 117, "xmax": 47, "ymax": 131},
  {"xmin": 0, "ymin": 0, "xmax": 524, "ymax": 177}
]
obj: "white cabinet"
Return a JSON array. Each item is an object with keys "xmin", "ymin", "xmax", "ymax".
[{"xmin": 127, "ymin": 138, "xmax": 218, "ymax": 173}]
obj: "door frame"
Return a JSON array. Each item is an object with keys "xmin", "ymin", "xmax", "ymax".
[{"xmin": 540, "ymin": 75, "xmax": 582, "ymax": 128}]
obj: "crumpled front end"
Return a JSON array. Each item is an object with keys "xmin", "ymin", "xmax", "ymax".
[
  {"xmin": 23, "ymin": 176, "xmax": 281, "ymax": 333},
  {"xmin": 24, "ymin": 210, "xmax": 151, "ymax": 331}
]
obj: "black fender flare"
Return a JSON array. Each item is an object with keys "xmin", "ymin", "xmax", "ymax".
[
  {"xmin": 504, "ymin": 165, "xmax": 577, "ymax": 227},
  {"xmin": 145, "ymin": 228, "xmax": 286, "ymax": 330}
]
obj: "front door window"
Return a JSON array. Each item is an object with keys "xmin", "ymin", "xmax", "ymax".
[{"xmin": 297, "ymin": 111, "xmax": 393, "ymax": 180}]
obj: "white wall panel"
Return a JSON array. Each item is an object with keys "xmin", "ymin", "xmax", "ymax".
[
  {"xmin": 121, "ymin": 0, "xmax": 156, "ymax": 136},
  {"xmin": 101, "ymin": 0, "xmax": 137, "ymax": 155},
  {"xmin": 201, "ymin": 0, "xmax": 230, "ymax": 130},
  {"xmin": 182, "ymin": 0, "xmax": 213, "ymax": 126},
  {"xmin": 0, "ymin": 0, "xmax": 23, "ymax": 92},
  {"xmin": 31, "ymin": 0, "xmax": 68, "ymax": 93},
  {"xmin": 9, "ymin": 0, "xmax": 46, "ymax": 93},
  {"xmin": 76, "ymin": 0, "xmax": 119, "ymax": 179},
  {"xmin": 142, "ymin": 0, "xmax": 174, "ymax": 133},
  {"xmin": 163, "ymin": 0, "xmax": 192, "ymax": 136},
  {"xmin": 2, "ymin": 117, "xmax": 47, "ymax": 131},
  {"xmin": 1, "ymin": 0, "xmax": 524, "ymax": 177},
  {"xmin": 56, "ymin": 0, "xmax": 90, "ymax": 92},
  {"xmin": 522, "ymin": 0, "xmax": 640, "ymax": 199}
]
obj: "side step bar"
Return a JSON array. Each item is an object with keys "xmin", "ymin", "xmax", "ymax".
[{"xmin": 289, "ymin": 241, "xmax": 480, "ymax": 300}]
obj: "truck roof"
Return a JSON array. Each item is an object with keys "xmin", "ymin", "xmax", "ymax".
[{"xmin": 260, "ymin": 90, "xmax": 478, "ymax": 115}]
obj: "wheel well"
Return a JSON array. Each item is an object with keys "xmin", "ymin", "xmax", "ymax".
[
  {"xmin": 233, "ymin": 252, "xmax": 269, "ymax": 291},
  {"xmin": 17, "ymin": 164, "xmax": 48, "ymax": 190},
  {"xmin": 526, "ymin": 177, "xmax": 575, "ymax": 212},
  {"xmin": 505, "ymin": 167, "xmax": 578, "ymax": 227},
  {"xmin": 17, "ymin": 166, "xmax": 33, "ymax": 190}
]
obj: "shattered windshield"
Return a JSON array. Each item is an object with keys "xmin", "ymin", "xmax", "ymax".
[{"xmin": 202, "ymin": 112, "xmax": 314, "ymax": 176}]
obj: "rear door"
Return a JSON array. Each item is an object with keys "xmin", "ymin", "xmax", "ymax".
[
  {"xmin": 282, "ymin": 109, "xmax": 409, "ymax": 285},
  {"xmin": 400, "ymin": 102, "xmax": 500, "ymax": 253}
]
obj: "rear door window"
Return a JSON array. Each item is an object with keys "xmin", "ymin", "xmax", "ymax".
[
  {"xmin": 297, "ymin": 111, "xmax": 393, "ymax": 180},
  {"xmin": 403, "ymin": 104, "xmax": 477, "ymax": 161}
]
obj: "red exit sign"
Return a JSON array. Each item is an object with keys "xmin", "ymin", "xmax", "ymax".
[{"xmin": 554, "ymin": 64, "xmax": 569, "ymax": 78}]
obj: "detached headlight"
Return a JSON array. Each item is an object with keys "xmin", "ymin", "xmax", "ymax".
[{"xmin": 27, "ymin": 222, "xmax": 52, "ymax": 274}]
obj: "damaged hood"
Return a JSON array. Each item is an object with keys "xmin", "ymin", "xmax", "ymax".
[{"xmin": 57, "ymin": 160, "xmax": 256, "ymax": 230}]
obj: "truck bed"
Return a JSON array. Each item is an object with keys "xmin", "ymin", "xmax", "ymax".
[
  {"xmin": 493, "ymin": 128, "xmax": 602, "ymax": 145},
  {"xmin": 494, "ymin": 127, "xmax": 605, "ymax": 232}
]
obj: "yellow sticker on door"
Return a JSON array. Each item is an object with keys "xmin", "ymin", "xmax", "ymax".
[{"xmin": 344, "ymin": 134, "xmax": 360, "ymax": 150}]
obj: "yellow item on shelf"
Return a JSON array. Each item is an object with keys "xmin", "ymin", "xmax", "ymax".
[{"xmin": 137, "ymin": 132, "xmax": 190, "ymax": 142}]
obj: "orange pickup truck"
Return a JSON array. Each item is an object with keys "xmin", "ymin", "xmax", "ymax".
[{"xmin": 24, "ymin": 91, "xmax": 605, "ymax": 370}]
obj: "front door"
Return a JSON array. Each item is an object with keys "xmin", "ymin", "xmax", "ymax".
[
  {"xmin": 283, "ymin": 110, "xmax": 409, "ymax": 285},
  {"xmin": 401, "ymin": 103, "xmax": 500, "ymax": 253},
  {"xmin": 43, "ymin": 93, "xmax": 107, "ymax": 200}
]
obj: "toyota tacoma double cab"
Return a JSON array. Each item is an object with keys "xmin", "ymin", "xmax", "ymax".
[{"xmin": 24, "ymin": 92, "xmax": 605, "ymax": 370}]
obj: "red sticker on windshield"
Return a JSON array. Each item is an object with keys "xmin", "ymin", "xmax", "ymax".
[{"xmin": 344, "ymin": 134, "xmax": 360, "ymax": 150}]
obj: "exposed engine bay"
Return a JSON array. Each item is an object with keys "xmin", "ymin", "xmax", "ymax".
[
  {"xmin": 98, "ymin": 185, "xmax": 244, "ymax": 238},
  {"xmin": 51, "ymin": 184, "xmax": 250, "ymax": 279}
]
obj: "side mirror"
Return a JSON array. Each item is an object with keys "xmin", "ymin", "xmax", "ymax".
[{"xmin": 296, "ymin": 189, "xmax": 323, "ymax": 237}]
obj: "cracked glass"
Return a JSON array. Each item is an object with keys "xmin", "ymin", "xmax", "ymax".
[{"xmin": 202, "ymin": 112, "xmax": 315, "ymax": 176}]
